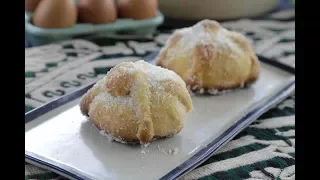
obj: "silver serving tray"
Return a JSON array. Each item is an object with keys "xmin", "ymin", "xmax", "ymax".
[{"xmin": 25, "ymin": 52, "xmax": 295, "ymax": 180}]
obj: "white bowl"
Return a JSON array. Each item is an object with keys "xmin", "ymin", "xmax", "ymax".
[{"xmin": 158, "ymin": 0, "xmax": 279, "ymax": 20}]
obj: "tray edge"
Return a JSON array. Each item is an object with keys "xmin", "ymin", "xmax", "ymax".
[{"xmin": 160, "ymin": 80, "xmax": 295, "ymax": 180}]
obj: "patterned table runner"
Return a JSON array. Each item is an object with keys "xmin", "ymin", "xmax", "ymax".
[{"xmin": 25, "ymin": 9, "xmax": 295, "ymax": 180}]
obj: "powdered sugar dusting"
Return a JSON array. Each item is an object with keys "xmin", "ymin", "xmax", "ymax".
[
  {"xmin": 136, "ymin": 60, "xmax": 184, "ymax": 86},
  {"xmin": 142, "ymin": 143, "xmax": 150, "ymax": 147},
  {"xmin": 161, "ymin": 19, "xmax": 245, "ymax": 66},
  {"xmin": 157, "ymin": 145, "xmax": 168, "ymax": 154},
  {"xmin": 187, "ymin": 86, "xmax": 245, "ymax": 96},
  {"xmin": 208, "ymin": 88, "xmax": 232, "ymax": 95},
  {"xmin": 91, "ymin": 93, "xmax": 134, "ymax": 123},
  {"xmin": 167, "ymin": 23, "xmax": 212, "ymax": 65},
  {"xmin": 214, "ymin": 30, "xmax": 243, "ymax": 55},
  {"xmin": 157, "ymin": 145, "xmax": 180, "ymax": 155},
  {"xmin": 187, "ymin": 83, "xmax": 251, "ymax": 96},
  {"xmin": 140, "ymin": 150, "xmax": 146, "ymax": 154},
  {"xmin": 99, "ymin": 130, "xmax": 127, "ymax": 144},
  {"xmin": 179, "ymin": 24, "xmax": 212, "ymax": 50},
  {"xmin": 207, "ymin": 88, "xmax": 220, "ymax": 95},
  {"xmin": 94, "ymin": 93, "xmax": 134, "ymax": 108},
  {"xmin": 168, "ymin": 148, "xmax": 179, "ymax": 155}
]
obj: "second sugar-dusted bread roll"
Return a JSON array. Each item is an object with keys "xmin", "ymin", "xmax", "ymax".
[{"xmin": 156, "ymin": 19, "xmax": 260, "ymax": 95}]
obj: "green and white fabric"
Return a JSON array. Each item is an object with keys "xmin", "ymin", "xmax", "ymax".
[{"xmin": 25, "ymin": 9, "xmax": 295, "ymax": 180}]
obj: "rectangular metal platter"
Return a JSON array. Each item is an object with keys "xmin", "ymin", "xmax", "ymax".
[{"xmin": 25, "ymin": 52, "xmax": 295, "ymax": 180}]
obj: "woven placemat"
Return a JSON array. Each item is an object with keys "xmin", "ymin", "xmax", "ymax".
[{"xmin": 25, "ymin": 9, "xmax": 295, "ymax": 180}]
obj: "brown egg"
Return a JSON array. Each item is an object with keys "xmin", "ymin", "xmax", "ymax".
[
  {"xmin": 117, "ymin": 0, "xmax": 158, "ymax": 20},
  {"xmin": 33, "ymin": 0, "xmax": 77, "ymax": 28},
  {"xmin": 78, "ymin": 0, "xmax": 117, "ymax": 24},
  {"xmin": 25, "ymin": 0, "xmax": 42, "ymax": 12}
]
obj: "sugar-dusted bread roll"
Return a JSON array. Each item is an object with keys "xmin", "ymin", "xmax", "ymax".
[
  {"xmin": 156, "ymin": 19, "xmax": 260, "ymax": 95},
  {"xmin": 80, "ymin": 60, "xmax": 193, "ymax": 144}
]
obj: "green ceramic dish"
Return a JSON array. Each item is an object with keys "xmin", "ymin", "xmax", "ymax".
[{"xmin": 25, "ymin": 11, "xmax": 164, "ymax": 46}]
